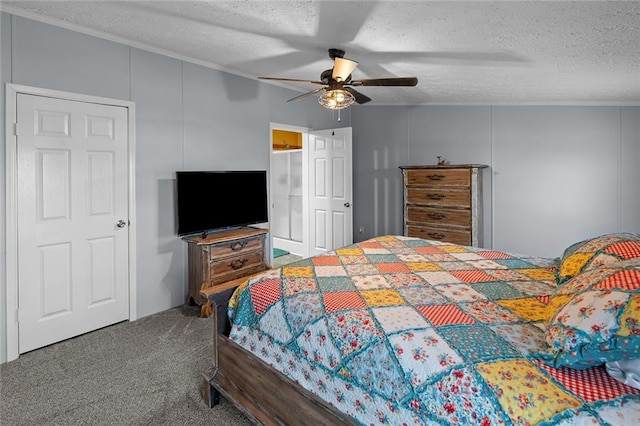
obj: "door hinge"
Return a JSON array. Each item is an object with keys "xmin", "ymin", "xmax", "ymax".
[
  {"xmin": 13, "ymin": 123, "xmax": 18, "ymax": 136},
  {"xmin": 15, "ymin": 309, "xmax": 22, "ymax": 322}
]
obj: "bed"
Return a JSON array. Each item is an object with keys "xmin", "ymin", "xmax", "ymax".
[{"xmin": 203, "ymin": 233, "xmax": 640, "ymax": 425}]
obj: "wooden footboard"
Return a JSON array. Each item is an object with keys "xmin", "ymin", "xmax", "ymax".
[{"xmin": 202, "ymin": 281, "xmax": 356, "ymax": 425}]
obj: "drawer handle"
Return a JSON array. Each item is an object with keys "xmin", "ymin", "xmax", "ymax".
[
  {"xmin": 229, "ymin": 258, "xmax": 248, "ymax": 270},
  {"xmin": 229, "ymin": 241, "xmax": 248, "ymax": 251},
  {"xmin": 428, "ymin": 174, "xmax": 446, "ymax": 180},
  {"xmin": 428, "ymin": 212, "xmax": 446, "ymax": 220},
  {"xmin": 427, "ymin": 232, "xmax": 446, "ymax": 240},
  {"xmin": 427, "ymin": 193, "xmax": 446, "ymax": 200}
]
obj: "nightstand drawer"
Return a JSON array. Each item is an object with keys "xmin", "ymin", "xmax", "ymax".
[
  {"xmin": 407, "ymin": 206, "xmax": 470, "ymax": 228},
  {"xmin": 406, "ymin": 188, "xmax": 470, "ymax": 208},
  {"xmin": 210, "ymin": 250, "xmax": 265, "ymax": 283},
  {"xmin": 407, "ymin": 225, "xmax": 471, "ymax": 246},
  {"xmin": 405, "ymin": 168, "xmax": 470, "ymax": 187},
  {"xmin": 211, "ymin": 236, "xmax": 263, "ymax": 259}
]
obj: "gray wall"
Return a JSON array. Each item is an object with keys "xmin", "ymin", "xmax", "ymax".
[
  {"xmin": 352, "ymin": 105, "xmax": 640, "ymax": 258},
  {"xmin": 2, "ymin": 12, "xmax": 639, "ymax": 363},
  {"xmin": 0, "ymin": 13, "xmax": 347, "ymax": 363}
]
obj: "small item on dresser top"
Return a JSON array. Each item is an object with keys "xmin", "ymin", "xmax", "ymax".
[{"xmin": 436, "ymin": 156, "xmax": 449, "ymax": 166}]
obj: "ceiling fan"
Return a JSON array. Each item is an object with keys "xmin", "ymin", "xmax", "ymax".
[{"xmin": 258, "ymin": 48, "xmax": 418, "ymax": 110}]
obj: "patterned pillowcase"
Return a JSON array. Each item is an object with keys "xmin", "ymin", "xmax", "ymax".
[
  {"xmin": 557, "ymin": 233, "xmax": 640, "ymax": 284},
  {"xmin": 535, "ymin": 259, "xmax": 640, "ymax": 369}
]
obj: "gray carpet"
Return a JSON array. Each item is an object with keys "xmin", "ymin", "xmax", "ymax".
[{"xmin": 0, "ymin": 305, "xmax": 252, "ymax": 426}]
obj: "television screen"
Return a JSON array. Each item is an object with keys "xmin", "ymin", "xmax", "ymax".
[{"xmin": 176, "ymin": 171, "xmax": 268, "ymax": 236}]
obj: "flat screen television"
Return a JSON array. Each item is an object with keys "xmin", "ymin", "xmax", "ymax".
[{"xmin": 176, "ymin": 170, "xmax": 268, "ymax": 236}]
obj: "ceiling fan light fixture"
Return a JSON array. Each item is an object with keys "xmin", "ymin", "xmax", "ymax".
[
  {"xmin": 318, "ymin": 89, "xmax": 355, "ymax": 110},
  {"xmin": 332, "ymin": 57, "xmax": 358, "ymax": 82}
]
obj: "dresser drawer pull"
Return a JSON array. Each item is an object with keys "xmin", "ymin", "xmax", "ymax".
[
  {"xmin": 428, "ymin": 212, "xmax": 446, "ymax": 220},
  {"xmin": 427, "ymin": 193, "xmax": 446, "ymax": 200},
  {"xmin": 428, "ymin": 174, "xmax": 446, "ymax": 180},
  {"xmin": 229, "ymin": 241, "xmax": 248, "ymax": 251},
  {"xmin": 229, "ymin": 258, "xmax": 248, "ymax": 270},
  {"xmin": 427, "ymin": 232, "xmax": 446, "ymax": 240}
]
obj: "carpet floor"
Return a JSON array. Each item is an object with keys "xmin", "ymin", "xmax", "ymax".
[{"xmin": 0, "ymin": 305, "xmax": 251, "ymax": 426}]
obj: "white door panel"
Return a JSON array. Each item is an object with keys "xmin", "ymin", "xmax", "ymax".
[
  {"xmin": 17, "ymin": 93, "xmax": 129, "ymax": 353},
  {"xmin": 309, "ymin": 128, "xmax": 353, "ymax": 256}
]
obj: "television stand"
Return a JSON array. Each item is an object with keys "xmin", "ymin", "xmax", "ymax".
[{"xmin": 183, "ymin": 227, "xmax": 269, "ymax": 317}]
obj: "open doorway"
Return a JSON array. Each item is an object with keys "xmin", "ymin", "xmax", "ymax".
[{"xmin": 270, "ymin": 124, "xmax": 308, "ymax": 264}]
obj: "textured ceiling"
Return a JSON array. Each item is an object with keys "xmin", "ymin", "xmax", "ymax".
[{"xmin": 2, "ymin": 1, "xmax": 639, "ymax": 105}]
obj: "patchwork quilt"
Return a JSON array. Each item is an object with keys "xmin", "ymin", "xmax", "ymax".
[{"xmin": 228, "ymin": 236, "xmax": 640, "ymax": 425}]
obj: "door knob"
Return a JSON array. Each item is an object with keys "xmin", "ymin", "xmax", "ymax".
[
  {"xmin": 116, "ymin": 220, "xmax": 127, "ymax": 228},
  {"xmin": 344, "ymin": 202, "xmax": 351, "ymax": 208}
]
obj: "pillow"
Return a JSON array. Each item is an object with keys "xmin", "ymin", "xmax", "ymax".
[
  {"xmin": 606, "ymin": 359, "xmax": 640, "ymax": 390},
  {"xmin": 535, "ymin": 259, "xmax": 640, "ymax": 369},
  {"xmin": 557, "ymin": 233, "xmax": 640, "ymax": 284}
]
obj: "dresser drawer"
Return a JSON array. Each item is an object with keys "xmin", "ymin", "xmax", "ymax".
[
  {"xmin": 407, "ymin": 206, "xmax": 471, "ymax": 228},
  {"xmin": 211, "ymin": 236, "xmax": 263, "ymax": 259},
  {"xmin": 405, "ymin": 168, "xmax": 470, "ymax": 187},
  {"xmin": 407, "ymin": 225, "xmax": 471, "ymax": 246},
  {"xmin": 406, "ymin": 188, "xmax": 470, "ymax": 208},
  {"xmin": 210, "ymin": 250, "xmax": 265, "ymax": 285}
]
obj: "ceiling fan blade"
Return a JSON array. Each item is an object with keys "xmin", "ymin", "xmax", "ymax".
[
  {"xmin": 258, "ymin": 77, "xmax": 324, "ymax": 85},
  {"xmin": 286, "ymin": 87, "xmax": 325, "ymax": 103},
  {"xmin": 344, "ymin": 87, "xmax": 372, "ymax": 105},
  {"xmin": 351, "ymin": 77, "xmax": 418, "ymax": 87},
  {"xmin": 332, "ymin": 57, "xmax": 358, "ymax": 82}
]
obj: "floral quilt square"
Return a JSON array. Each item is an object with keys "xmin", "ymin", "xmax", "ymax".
[
  {"xmin": 296, "ymin": 318, "xmax": 343, "ymax": 370},
  {"xmin": 461, "ymin": 301, "xmax": 521, "ymax": 323},
  {"xmin": 493, "ymin": 258, "xmax": 538, "ymax": 269},
  {"xmin": 314, "ymin": 265, "xmax": 347, "ymax": 277},
  {"xmin": 282, "ymin": 277, "xmax": 318, "ymax": 297},
  {"xmin": 389, "ymin": 329, "xmax": 463, "ymax": 387},
  {"xmin": 490, "ymin": 323, "xmax": 547, "ymax": 355},
  {"xmin": 475, "ymin": 281, "xmax": 524, "ymax": 299},
  {"xmin": 316, "ymin": 277, "xmax": 356, "ymax": 292},
  {"xmin": 372, "ymin": 306, "xmax": 429, "ymax": 333},
  {"xmin": 398, "ymin": 286, "xmax": 448, "ymax": 305},
  {"xmin": 435, "ymin": 284, "xmax": 487, "ymax": 302},
  {"xmin": 518, "ymin": 268, "xmax": 558, "ymax": 281},
  {"xmin": 361, "ymin": 289, "xmax": 406, "ymax": 307},
  {"xmin": 484, "ymin": 269, "xmax": 531, "ymax": 281},
  {"xmin": 367, "ymin": 254, "xmax": 399, "ymax": 263},
  {"xmin": 437, "ymin": 260, "xmax": 476, "ymax": 270},
  {"xmin": 415, "ymin": 246, "xmax": 445, "ymax": 255},
  {"xmin": 416, "ymin": 271, "xmax": 462, "ymax": 285},
  {"xmin": 419, "ymin": 366, "xmax": 505, "ymax": 425},
  {"xmin": 284, "ymin": 292, "xmax": 325, "ymax": 334},
  {"xmin": 385, "ymin": 273, "xmax": 426, "ymax": 288},
  {"xmin": 339, "ymin": 255, "xmax": 369, "ymax": 264},
  {"xmin": 351, "ymin": 274, "xmax": 390, "ymax": 290},
  {"xmin": 497, "ymin": 297, "xmax": 550, "ymax": 322},
  {"xmin": 328, "ymin": 309, "xmax": 382, "ymax": 356},
  {"xmin": 509, "ymin": 280, "xmax": 557, "ymax": 296},
  {"xmin": 438, "ymin": 325, "xmax": 519, "ymax": 362},
  {"xmin": 282, "ymin": 265, "xmax": 314, "ymax": 277},
  {"xmin": 335, "ymin": 247, "xmax": 363, "ymax": 256},
  {"xmin": 476, "ymin": 359, "xmax": 581, "ymax": 425},
  {"xmin": 406, "ymin": 262, "xmax": 442, "ymax": 272},
  {"xmin": 396, "ymin": 253, "xmax": 428, "ymax": 262},
  {"xmin": 344, "ymin": 263, "xmax": 379, "ymax": 275}
]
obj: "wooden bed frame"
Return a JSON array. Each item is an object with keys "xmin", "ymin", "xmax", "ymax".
[{"xmin": 201, "ymin": 282, "xmax": 357, "ymax": 425}]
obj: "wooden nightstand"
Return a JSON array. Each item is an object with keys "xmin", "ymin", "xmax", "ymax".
[{"xmin": 183, "ymin": 227, "xmax": 268, "ymax": 317}]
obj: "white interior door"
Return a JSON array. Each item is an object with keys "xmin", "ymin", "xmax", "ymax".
[
  {"xmin": 16, "ymin": 93, "xmax": 130, "ymax": 353},
  {"xmin": 308, "ymin": 128, "xmax": 353, "ymax": 256}
]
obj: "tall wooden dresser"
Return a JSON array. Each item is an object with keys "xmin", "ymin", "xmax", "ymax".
[{"xmin": 400, "ymin": 165, "xmax": 487, "ymax": 246}]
